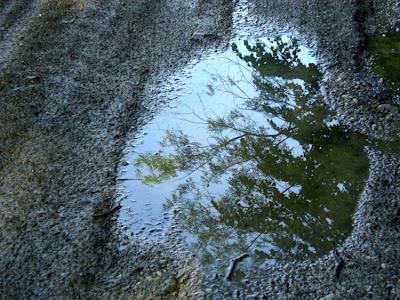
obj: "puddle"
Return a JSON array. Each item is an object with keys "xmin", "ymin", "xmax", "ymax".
[
  {"xmin": 118, "ymin": 35, "xmax": 370, "ymax": 277},
  {"xmin": 366, "ymin": 23, "xmax": 400, "ymax": 152},
  {"xmin": 367, "ymin": 22, "xmax": 400, "ymax": 92}
]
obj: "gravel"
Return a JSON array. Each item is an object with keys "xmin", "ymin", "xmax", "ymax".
[{"xmin": 0, "ymin": 0, "xmax": 399, "ymax": 299}]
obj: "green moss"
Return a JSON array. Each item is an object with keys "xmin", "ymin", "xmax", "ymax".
[
  {"xmin": 0, "ymin": 73, "xmax": 15, "ymax": 90},
  {"xmin": 367, "ymin": 23, "xmax": 400, "ymax": 91}
]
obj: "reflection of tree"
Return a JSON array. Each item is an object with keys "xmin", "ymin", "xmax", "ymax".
[
  {"xmin": 135, "ymin": 37, "xmax": 369, "ymax": 261},
  {"xmin": 367, "ymin": 24, "xmax": 400, "ymax": 92}
]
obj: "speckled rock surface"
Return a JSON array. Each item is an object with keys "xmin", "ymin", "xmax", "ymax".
[
  {"xmin": 0, "ymin": 0, "xmax": 399, "ymax": 299},
  {"xmin": 0, "ymin": 1, "xmax": 233, "ymax": 298}
]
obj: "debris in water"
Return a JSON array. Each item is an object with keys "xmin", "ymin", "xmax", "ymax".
[{"xmin": 225, "ymin": 253, "xmax": 250, "ymax": 281}]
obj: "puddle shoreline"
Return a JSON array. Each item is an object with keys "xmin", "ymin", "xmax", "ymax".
[
  {"xmin": 117, "ymin": 33, "xmax": 371, "ymax": 281},
  {"xmin": 115, "ymin": 1, "xmax": 400, "ymax": 298}
]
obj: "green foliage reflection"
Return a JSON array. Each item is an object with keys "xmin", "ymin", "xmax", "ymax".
[
  {"xmin": 367, "ymin": 23, "xmax": 400, "ymax": 91},
  {"xmin": 135, "ymin": 37, "xmax": 369, "ymax": 261}
]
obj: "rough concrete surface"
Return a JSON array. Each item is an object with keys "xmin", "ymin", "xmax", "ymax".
[{"xmin": 0, "ymin": 0, "xmax": 399, "ymax": 299}]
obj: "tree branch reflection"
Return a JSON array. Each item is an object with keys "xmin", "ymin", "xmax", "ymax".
[{"xmin": 134, "ymin": 36, "xmax": 369, "ymax": 262}]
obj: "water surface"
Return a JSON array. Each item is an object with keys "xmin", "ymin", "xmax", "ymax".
[
  {"xmin": 367, "ymin": 22, "xmax": 400, "ymax": 92},
  {"xmin": 119, "ymin": 35, "xmax": 369, "ymax": 277}
]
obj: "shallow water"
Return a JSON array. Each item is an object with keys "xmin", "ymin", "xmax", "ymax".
[
  {"xmin": 367, "ymin": 22, "xmax": 400, "ymax": 92},
  {"xmin": 118, "ymin": 34, "xmax": 369, "ymax": 277}
]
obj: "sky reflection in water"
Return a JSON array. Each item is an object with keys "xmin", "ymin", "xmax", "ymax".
[{"xmin": 119, "ymin": 35, "xmax": 369, "ymax": 275}]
